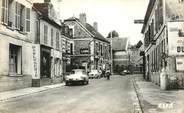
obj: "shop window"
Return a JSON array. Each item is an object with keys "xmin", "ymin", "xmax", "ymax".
[{"xmin": 9, "ymin": 44, "xmax": 22, "ymax": 75}]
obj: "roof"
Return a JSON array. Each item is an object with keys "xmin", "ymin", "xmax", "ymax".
[
  {"xmin": 141, "ymin": 0, "xmax": 156, "ymax": 33},
  {"xmin": 33, "ymin": 3, "xmax": 61, "ymax": 28},
  {"xmin": 85, "ymin": 23, "xmax": 109, "ymax": 43},
  {"xmin": 109, "ymin": 38, "xmax": 128, "ymax": 51},
  {"xmin": 64, "ymin": 17, "xmax": 109, "ymax": 43}
]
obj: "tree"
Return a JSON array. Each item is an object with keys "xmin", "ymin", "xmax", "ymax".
[{"xmin": 106, "ymin": 30, "xmax": 119, "ymax": 38}]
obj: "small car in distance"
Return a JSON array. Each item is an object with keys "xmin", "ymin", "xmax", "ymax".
[
  {"xmin": 120, "ymin": 70, "xmax": 130, "ymax": 75},
  {"xmin": 65, "ymin": 69, "xmax": 89, "ymax": 86},
  {"xmin": 88, "ymin": 70, "xmax": 101, "ymax": 79}
]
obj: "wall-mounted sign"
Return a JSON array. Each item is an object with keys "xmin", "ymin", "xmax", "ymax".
[
  {"xmin": 176, "ymin": 57, "xmax": 184, "ymax": 71},
  {"xmin": 32, "ymin": 45, "xmax": 40, "ymax": 79},
  {"xmin": 80, "ymin": 48, "xmax": 90, "ymax": 54},
  {"xmin": 168, "ymin": 22, "xmax": 184, "ymax": 56}
]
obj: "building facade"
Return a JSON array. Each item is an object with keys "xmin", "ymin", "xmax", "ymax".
[
  {"xmin": 0, "ymin": 0, "xmax": 34, "ymax": 91},
  {"xmin": 64, "ymin": 14, "xmax": 111, "ymax": 72},
  {"xmin": 32, "ymin": 3, "xmax": 73, "ymax": 86},
  {"xmin": 142, "ymin": 0, "xmax": 184, "ymax": 89},
  {"xmin": 128, "ymin": 41, "xmax": 144, "ymax": 74},
  {"xmin": 109, "ymin": 38, "xmax": 129, "ymax": 73}
]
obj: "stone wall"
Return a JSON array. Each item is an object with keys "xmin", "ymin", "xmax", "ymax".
[{"xmin": 0, "ymin": 75, "xmax": 32, "ymax": 92}]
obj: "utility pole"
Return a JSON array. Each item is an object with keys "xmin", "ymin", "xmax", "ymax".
[{"xmin": 110, "ymin": 31, "xmax": 113, "ymax": 74}]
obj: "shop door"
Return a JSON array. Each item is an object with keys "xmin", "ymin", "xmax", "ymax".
[{"xmin": 41, "ymin": 47, "xmax": 51, "ymax": 78}]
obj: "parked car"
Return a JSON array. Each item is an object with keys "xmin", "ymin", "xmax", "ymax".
[
  {"xmin": 120, "ymin": 70, "xmax": 130, "ymax": 75},
  {"xmin": 65, "ymin": 69, "xmax": 89, "ymax": 86},
  {"xmin": 88, "ymin": 70, "xmax": 101, "ymax": 79}
]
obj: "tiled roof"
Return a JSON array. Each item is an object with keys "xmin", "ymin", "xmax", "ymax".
[
  {"xmin": 64, "ymin": 17, "xmax": 109, "ymax": 43},
  {"xmin": 108, "ymin": 38, "xmax": 128, "ymax": 51},
  {"xmin": 85, "ymin": 23, "xmax": 109, "ymax": 43}
]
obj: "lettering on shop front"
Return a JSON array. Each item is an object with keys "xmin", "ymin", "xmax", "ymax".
[
  {"xmin": 177, "ymin": 46, "xmax": 184, "ymax": 53},
  {"xmin": 32, "ymin": 46, "xmax": 38, "ymax": 77}
]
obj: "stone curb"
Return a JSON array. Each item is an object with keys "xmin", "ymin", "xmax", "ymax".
[
  {"xmin": 0, "ymin": 83, "xmax": 65, "ymax": 102},
  {"xmin": 132, "ymin": 78, "xmax": 144, "ymax": 113}
]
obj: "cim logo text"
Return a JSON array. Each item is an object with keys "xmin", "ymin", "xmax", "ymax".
[{"xmin": 158, "ymin": 103, "xmax": 174, "ymax": 109}]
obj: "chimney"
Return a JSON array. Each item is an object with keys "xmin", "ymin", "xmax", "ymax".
[
  {"xmin": 93, "ymin": 22, "xmax": 98, "ymax": 31},
  {"xmin": 79, "ymin": 13, "xmax": 86, "ymax": 26}
]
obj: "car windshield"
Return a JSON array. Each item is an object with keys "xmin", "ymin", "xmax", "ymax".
[
  {"xmin": 91, "ymin": 70, "xmax": 98, "ymax": 73},
  {"xmin": 71, "ymin": 69, "xmax": 86, "ymax": 74}
]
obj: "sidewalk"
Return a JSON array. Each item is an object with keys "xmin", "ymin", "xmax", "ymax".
[
  {"xmin": 133, "ymin": 75, "xmax": 184, "ymax": 113},
  {"xmin": 0, "ymin": 83, "xmax": 65, "ymax": 102}
]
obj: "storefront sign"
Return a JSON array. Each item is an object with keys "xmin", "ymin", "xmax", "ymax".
[
  {"xmin": 176, "ymin": 57, "xmax": 184, "ymax": 71},
  {"xmin": 32, "ymin": 45, "xmax": 40, "ymax": 79},
  {"xmin": 168, "ymin": 22, "xmax": 184, "ymax": 56},
  {"xmin": 80, "ymin": 48, "xmax": 90, "ymax": 54}
]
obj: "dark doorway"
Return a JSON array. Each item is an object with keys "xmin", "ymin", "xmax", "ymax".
[{"xmin": 40, "ymin": 46, "xmax": 51, "ymax": 78}]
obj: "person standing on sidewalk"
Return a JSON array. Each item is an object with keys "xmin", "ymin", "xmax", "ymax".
[{"xmin": 106, "ymin": 69, "xmax": 111, "ymax": 80}]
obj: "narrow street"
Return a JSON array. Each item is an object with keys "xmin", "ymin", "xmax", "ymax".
[{"xmin": 0, "ymin": 75, "xmax": 136, "ymax": 113}]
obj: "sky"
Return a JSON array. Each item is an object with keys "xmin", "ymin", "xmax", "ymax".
[{"xmin": 52, "ymin": 0, "xmax": 149, "ymax": 45}]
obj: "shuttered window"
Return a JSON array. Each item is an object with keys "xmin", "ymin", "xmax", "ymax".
[
  {"xmin": 15, "ymin": 2, "xmax": 21, "ymax": 29},
  {"xmin": 56, "ymin": 31, "xmax": 59, "ymax": 49},
  {"xmin": 1, "ymin": 0, "xmax": 8, "ymax": 24},
  {"xmin": 26, "ymin": 8, "xmax": 30, "ymax": 32},
  {"xmin": 44, "ymin": 25, "xmax": 48, "ymax": 44},
  {"xmin": 51, "ymin": 28, "xmax": 54, "ymax": 46}
]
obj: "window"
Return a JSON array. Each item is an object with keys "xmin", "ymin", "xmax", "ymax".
[
  {"xmin": 44, "ymin": 25, "xmax": 48, "ymax": 44},
  {"xmin": 100, "ymin": 44, "xmax": 103, "ymax": 56},
  {"xmin": 25, "ymin": 8, "xmax": 30, "ymax": 32},
  {"xmin": 8, "ymin": 0, "xmax": 13, "ymax": 27},
  {"xmin": 9, "ymin": 44, "xmax": 21, "ymax": 74},
  {"xmin": 15, "ymin": 2, "xmax": 21, "ymax": 29},
  {"xmin": 70, "ymin": 43, "xmax": 73, "ymax": 55},
  {"xmin": 51, "ymin": 28, "xmax": 54, "ymax": 46},
  {"xmin": 178, "ymin": 29, "xmax": 184, "ymax": 37},
  {"xmin": 2, "ymin": 0, "xmax": 8, "ymax": 24},
  {"xmin": 56, "ymin": 31, "xmax": 59, "ymax": 49}
]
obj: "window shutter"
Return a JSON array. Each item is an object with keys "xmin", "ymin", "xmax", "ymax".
[
  {"xmin": 26, "ymin": 8, "xmax": 30, "ymax": 32},
  {"xmin": 21, "ymin": 6, "xmax": 25, "ymax": 32},
  {"xmin": 15, "ymin": 2, "xmax": 21, "ymax": 29},
  {"xmin": 1, "ymin": 0, "xmax": 8, "ymax": 24},
  {"xmin": 44, "ymin": 25, "xmax": 48, "ymax": 44}
]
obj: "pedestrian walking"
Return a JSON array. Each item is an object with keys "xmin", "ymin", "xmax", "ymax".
[{"xmin": 106, "ymin": 69, "xmax": 111, "ymax": 80}]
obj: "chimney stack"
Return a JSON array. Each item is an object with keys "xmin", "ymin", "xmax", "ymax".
[
  {"xmin": 79, "ymin": 13, "xmax": 86, "ymax": 26},
  {"xmin": 93, "ymin": 22, "xmax": 98, "ymax": 31}
]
